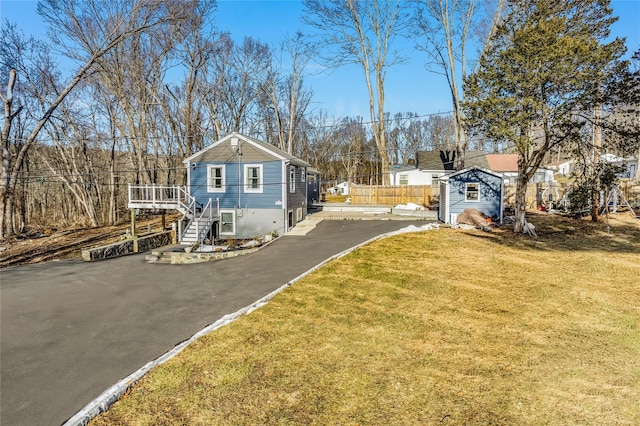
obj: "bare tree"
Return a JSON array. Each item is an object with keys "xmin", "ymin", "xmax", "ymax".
[
  {"xmin": 213, "ymin": 36, "xmax": 271, "ymax": 134},
  {"xmin": 336, "ymin": 117, "xmax": 367, "ymax": 183},
  {"xmin": 0, "ymin": 0, "xmax": 186, "ymax": 239},
  {"xmin": 412, "ymin": 0, "xmax": 504, "ymax": 169},
  {"xmin": 303, "ymin": 0, "xmax": 410, "ymax": 185},
  {"xmin": 165, "ymin": 0, "xmax": 220, "ymax": 156},
  {"xmin": 260, "ymin": 32, "xmax": 314, "ymax": 154}
]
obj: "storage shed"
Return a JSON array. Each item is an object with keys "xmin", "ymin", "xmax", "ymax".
[{"xmin": 439, "ymin": 166, "xmax": 504, "ymax": 224}]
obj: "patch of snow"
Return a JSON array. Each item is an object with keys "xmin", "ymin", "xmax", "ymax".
[
  {"xmin": 240, "ymin": 240, "xmax": 260, "ymax": 249},
  {"xmin": 395, "ymin": 223, "xmax": 440, "ymax": 234},
  {"xmin": 394, "ymin": 202, "xmax": 424, "ymax": 211},
  {"xmin": 197, "ymin": 245, "xmax": 228, "ymax": 252}
]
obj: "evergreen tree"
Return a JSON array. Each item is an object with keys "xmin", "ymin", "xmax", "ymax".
[{"xmin": 464, "ymin": 0, "xmax": 626, "ymax": 232}]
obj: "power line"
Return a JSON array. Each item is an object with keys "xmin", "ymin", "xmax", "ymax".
[{"xmin": 5, "ymin": 110, "xmax": 456, "ymax": 145}]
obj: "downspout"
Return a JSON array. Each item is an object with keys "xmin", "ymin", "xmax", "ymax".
[{"xmin": 283, "ymin": 161, "xmax": 289, "ymax": 231}]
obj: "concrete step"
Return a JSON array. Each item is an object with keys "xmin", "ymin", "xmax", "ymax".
[{"xmin": 285, "ymin": 217, "xmax": 322, "ymax": 236}]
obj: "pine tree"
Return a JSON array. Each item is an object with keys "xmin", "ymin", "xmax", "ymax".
[{"xmin": 464, "ymin": 0, "xmax": 626, "ymax": 232}]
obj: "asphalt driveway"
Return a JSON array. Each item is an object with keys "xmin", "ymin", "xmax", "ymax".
[{"xmin": 1, "ymin": 219, "xmax": 423, "ymax": 426}]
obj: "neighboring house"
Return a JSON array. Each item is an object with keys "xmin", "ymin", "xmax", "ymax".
[
  {"xmin": 439, "ymin": 166, "xmax": 504, "ymax": 224},
  {"xmin": 128, "ymin": 133, "xmax": 311, "ymax": 242},
  {"xmin": 486, "ymin": 154, "xmax": 519, "ymax": 184},
  {"xmin": 603, "ymin": 154, "xmax": 638, "ymax": 179},
  {"xmin": 546, "ymin": 154, "xmax": 638, "ymax": 179},
  {"xmin": 547, "ymin": 159, "xmax": 573, "ymax": 176},
  {"xmin": 389, "ymin": 164, "xmax": 431, "ymax": 186},
  {"xmin": 417, "ymin": 149, "xmax": 490, "ymax": 185},
  {"xmin": 387, "ymin": 150, "xmax": 491, "ymax": 186},
  {"xmin": 329, "ymin": 181, "xmax": 350, "ymax": 196},
  {"xmin": 486, "ymin": 153, "xmax": 554, "ymax": 184}
]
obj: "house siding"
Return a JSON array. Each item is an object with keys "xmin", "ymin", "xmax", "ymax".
[
  {"xmin": 235, "ymin": 208, "xmax": 285, "ymax": 239},
  {"xmin": 286, "ymin": 165, "xmax": 307, "ymax": 223},
  {"xmin": 191, "ymin": 139, "xmax": 280, "ymax": 163},
  {"xmin": 190, "ymin": 160, "xmax": 285, "ymax": 210}
]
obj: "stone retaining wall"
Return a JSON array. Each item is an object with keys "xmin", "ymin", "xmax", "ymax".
[{"xmin": 82, "ymin": 231, "xmax": 175, "ymax": 261}]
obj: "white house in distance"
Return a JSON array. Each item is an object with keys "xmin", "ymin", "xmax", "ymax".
[
  {"xmin": 389, "ymin": 151, "xmax": 556, "ymax": 185},
  {"xmin": 545, "ymin": 153, "xmax": 638, "ymax": 179},
  {"xmin": 603, "ymin": 153, "xmax": 638, "ymax": 178},
  {"xmin": 388, "ymin": 150, "xmax": 490, "ymax": 186},
  {"xmin": 389, "ymin": 164, "xmax": 431, "ymax": 186},
  {"xmin": 486, "ymin": 153, "xmax": 554, "ymax": 184}
]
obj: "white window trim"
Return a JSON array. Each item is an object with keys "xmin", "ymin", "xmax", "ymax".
[
  {"xmin": 244, "ymin": 164, "xmax": 263, "ymax": 193},
  {"xmin": 296, "ymin": 207, "xmax": 303, "ymax": 222},
  {"xmin": 465, "ymin": 182, "xmax": 480, "ymax": 202},
  {"xmin": 290, "ymin": 166, "xmax": 296, "ymax": 193},
  {"xmin": 207, "ymin": 164, "xmax": 226, "ymax": 193},
  {"xmin": 219, "ymin": 209, "xmax": 236, "ymax": 235}
]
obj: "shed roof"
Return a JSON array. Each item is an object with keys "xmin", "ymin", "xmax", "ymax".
[{"xmin": 417, "ymin": 150, "xmax": 489, "ymax": 171}]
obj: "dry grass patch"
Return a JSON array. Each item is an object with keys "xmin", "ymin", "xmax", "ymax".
[{"xmin": 91, "ymin": 213, "xmax": 640, "ymax": 425}]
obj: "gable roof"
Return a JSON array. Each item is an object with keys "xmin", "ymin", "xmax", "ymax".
[
  {"xmin": 184, "ymin": 133, "xmax": 311, "ymax": 167},
  {"xmin": 416, "ymin": 150, "xmax": 489, "ymax": 171},
  {"xmin": 486, "ymin": 154, "xmax": 519, "ymax": 172}
]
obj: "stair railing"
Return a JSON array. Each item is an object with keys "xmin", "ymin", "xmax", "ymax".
[{"xmin": 193, "ymin": 198, "xmax": 220, "ymax": 244}]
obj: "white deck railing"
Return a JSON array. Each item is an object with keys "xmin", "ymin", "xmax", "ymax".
[{"xmin": 127, "ymin": 184, "xmax": 196, "ymax": 216}]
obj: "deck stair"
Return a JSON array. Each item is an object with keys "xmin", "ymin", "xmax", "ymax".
[
  {"xmin": 128, "ymin": 184, "xmax": 219, "ymax": 244},
  {"xmin": 180, "ymin": 200, "xmax": 218, "ymax": 243}
]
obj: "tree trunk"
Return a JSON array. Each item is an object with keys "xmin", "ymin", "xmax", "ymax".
[
  {"xmin": 591, "ymin": 105, "xmax": 601, "ymax": 222},
  {"xmin": 513, "ymin": 174, "xmax": 528, "ymax": 233}
]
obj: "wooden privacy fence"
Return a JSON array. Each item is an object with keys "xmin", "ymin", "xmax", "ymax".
[
  {"xmin": 349, "ymin": 185, "xmax": 439, "ymax": 207},
  {"xmin": 348, "ymin": 181, "xmax": 639, "ymax": 208}
]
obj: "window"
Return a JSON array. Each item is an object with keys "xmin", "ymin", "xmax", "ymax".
[
  {"xmin": 431, "ymin": 174, "xmax": 440, "ymax": 186},
  {"xmin": 465, "ymin": 183, "xmax": 479, "ymax": 201},
  {"xmin": 244, "ymin": 164, "xmax": 263, "ymax": 193},
  {"xmin": 220, "ymin": 210, "xmax": 235, "ymax": 235},
  {"xmin": 290, "ymin": 166, "xmax": 296, "ymax": 193},
  {"xmin": 297, "ymin": 207, "xmax": 303, "ymax": 222},
  {"xmin": 399, "ymin": 174, "xmax": 409, "ymax": 185},
  {"xmin": 301, "ymin": 168, "xmax": 306, "ymax": 182},
  {"xmin": 207, "ymin": 165, "xmax": 225, "ymax": 192}
]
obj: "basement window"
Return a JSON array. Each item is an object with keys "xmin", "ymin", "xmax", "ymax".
[{"xmin": 220, "ymin": 210, "xmax": 235, "ymax": 235}]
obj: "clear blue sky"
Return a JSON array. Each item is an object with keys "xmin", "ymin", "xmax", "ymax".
[{"xmin": 2, "ymin": 0, "xmax": 639, "ymax": 120}]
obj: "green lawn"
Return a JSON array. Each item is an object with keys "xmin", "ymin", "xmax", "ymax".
[{"xmin": 91, "ymin": 213, "xmax": 640, "ymax": 425}]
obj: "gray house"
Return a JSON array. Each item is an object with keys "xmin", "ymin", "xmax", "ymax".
[{"xmin": 439, "ymin": 166, "xmax": 504, "ymax": 224}]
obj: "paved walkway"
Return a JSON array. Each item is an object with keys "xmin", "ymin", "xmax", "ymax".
[{"xmin": 1, "ymin": 219, "xmax": 424, "ymax": 426}]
